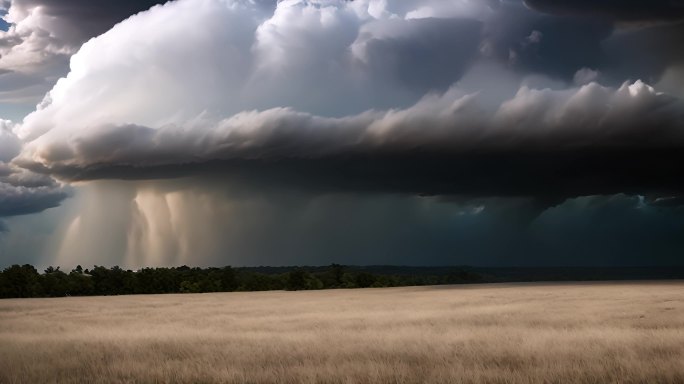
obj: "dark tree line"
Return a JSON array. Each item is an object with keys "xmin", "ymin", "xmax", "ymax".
[{"xmin": 0, "ymin": 263, "xmax": 483, "ymax": 298}]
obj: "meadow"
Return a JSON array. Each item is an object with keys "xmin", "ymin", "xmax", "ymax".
[{"xmin": 1, "ymin": 281, "xmax": 683, "ymax": 383}]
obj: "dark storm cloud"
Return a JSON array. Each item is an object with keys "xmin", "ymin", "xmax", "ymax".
[
  {"xmin": 21, "ymin": 147, "xmax": 684, "ymax": 207},
  {"xmin": 0, "ymin": 179, "xmax": 68, "ymax": 217},
  {"xmin": 532, "ymin": 194, "xmax": 684, "ymax": 266},
  {"xmin": 649, "ymin": 196, "xmax": 684, "ymax": 208},
  {"xmin": 45, "ymin": 180, "xmax": 684, "ymax": 268},
  {"xmin": 0, "ymin": 161, "xmax": 69, "ymax": 220},
  {"xmin": 602, "ymin": 21, "xmax": 684, "ymax": 85},
  {"xmin": 514, "ymin": 0, "xmax": 684, "ymax": 86},
  {"xmin": 5, "ymin": 0, "xmax": 684, "ymax": 266},
  {"xmin": 7, "ymin": 0, "xmax": 169, "ymax": 39},
  {"xmin": 483, "ymin": 1, "xmax": 613, "ymax": 81},
  {"xmin": 0, "ymin": 121, "xmax": 68, "ymax": 221},
  {"xmin": 10, "ymin": 0, "xmax": 684, "ymax": 207},
  {"xmin": 523, "ymin": 0, "xmax": 684, "ymax": 22},
  {"xmin": 486, "ymin": 1, "xmax": 684, "ymax": 86},
  {"xmin": 510, "ymin": 16, "xmax": 612, "ymax": 80},
  {"xmin": 3, "ymin": 0, "xmax": 684, "ymax": 269},
  {"xmin": 359, "ymin": 17, "xmax": 482, "ymax": 94}
]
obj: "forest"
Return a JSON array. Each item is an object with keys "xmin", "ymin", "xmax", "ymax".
[
  {"xmin": 3, "ymin": 263, "xmax": 684, "ymax": 299},
  {"xmin": 0, "ymin": 264, "xmax": 483, "ymax": 298}
]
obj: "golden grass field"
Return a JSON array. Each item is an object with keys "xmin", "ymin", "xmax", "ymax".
[{"xmin": 1, "ymin": 282, "xmax": 683, "ymax": 383}]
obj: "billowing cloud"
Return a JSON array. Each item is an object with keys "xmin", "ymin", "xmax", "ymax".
[
  {"xmin": 4, "ymin": 0, "xmax": 684, "ymax": 213},
  {"xmin": 14, "ymin": 17, "xmax": 684, "ymax": 201},
  {"xmin": 0, "ymin": 120, "xmax": 68, "ymax": 226},
  {"xmin": 0, "ymin": 0, "xmax": 166, "ymax": 112},
  {"xmin": 0, "ymin": 176, "xmax": 68, "ymax": 218},
  {"xmin": 4, "ymin": 0, "xmax": 169, "ymax": 39}
]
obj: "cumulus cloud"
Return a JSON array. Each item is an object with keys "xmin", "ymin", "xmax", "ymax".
[
  {"xmin": 573, "ymin": 67, "xmax": 600, "ymax": 85},
  {"xmin": 0, "ymin": 0, "xmax": 166, "ymax": 110}
]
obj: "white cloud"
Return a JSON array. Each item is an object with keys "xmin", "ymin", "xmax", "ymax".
[
  {"xmin": 573, "ymin": 67, "xmax": 600, "ymax": 86},
  {"xmin": 0, "ymin": 2, "xmax": 78, "ymax": 105},
  {"xmin": 0, "ymin": 0, "xmax": 168, "ymax": 111}
]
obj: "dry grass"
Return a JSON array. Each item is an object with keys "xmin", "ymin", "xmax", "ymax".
[{"xmin": 1, "ymin": 282, "xmax": 684, "ymax": 383}]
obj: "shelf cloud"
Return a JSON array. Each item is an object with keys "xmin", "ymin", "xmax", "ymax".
[{"xmin": 15, "ymin": 81, "xmax": 684, "ymax": 203}]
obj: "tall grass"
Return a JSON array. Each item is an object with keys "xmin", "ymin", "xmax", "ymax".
[{"xmin": 1, "ymin": 282, "xmax": 683, "ymax": 383}]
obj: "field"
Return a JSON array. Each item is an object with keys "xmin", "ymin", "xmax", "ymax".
[{"xmin": 1, "ymin": 282, "xmax": 683, "ymax": 383}]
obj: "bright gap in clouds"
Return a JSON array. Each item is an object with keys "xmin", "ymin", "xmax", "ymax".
[{"xmin": 0, "ymin": 15, "xmax": 9, "ymax": 32}]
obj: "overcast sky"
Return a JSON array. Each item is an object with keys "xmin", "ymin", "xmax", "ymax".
[{"xmin": 1, "ymin": 0, "xmax": 684, "ymax": 269}]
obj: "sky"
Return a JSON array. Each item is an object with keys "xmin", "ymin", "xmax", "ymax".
[{"xmin": 1, "ymin": 0, "xmax": 684, "ymax": 269}]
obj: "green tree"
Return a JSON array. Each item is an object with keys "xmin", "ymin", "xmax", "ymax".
[
  {"xmin": 41, "ymin": 266, "xmax": 69, "ymax": 297},
  {"xmin": 286, "ymin": 269, "xmax": 308, "ymax": 291},
  {"xmin": 219, "ymin": 266, "xmax": 238, "ymax": 291},
  {"xmin": 239, "ymin": 272, "xmax": 284, "ymax": 291},
  {"xmin": 354, "ymin": 272, "xmax": 376, "ymax": 288},
  {"xmin": 180, "ymin": 280, "xmax": 201, "ymax": 293},
  {"xmin": 67, "ymin": 270, "xmax": 94, "ymax": 296},
  {"xmin": 331, "ymin": 264, "xmax": 345, "ymax": 287},
  {"xmin": 0, "ymin": 264, "xmax": 42, "ymax": 298}
]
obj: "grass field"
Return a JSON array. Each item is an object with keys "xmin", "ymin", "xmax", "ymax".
[{"xmin": 1, "ymin": 282, "xmax": 683, "ymax": 383}]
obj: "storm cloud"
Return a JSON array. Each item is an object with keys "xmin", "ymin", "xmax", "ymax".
[
  {"xmin": 0, "ymin": 120, "xmax": 68, "ymax": 230},
  {"xmin": 0, "ymin": 177, "xmax": 68, "ymax": 218},
  {"xmin": 12, "ymin": 79, "xmax": 684, "ymax": 204},
  {"xmin": 3, "ymin": 0, "xmax": 684, "ymax": 267},
  {"xmin": 523, "ymin": 0, "xmax": 684, "ymax": 22},
  {"xmin": 14, "ymin": 1, "xmax": 684, "ymax": 203}
]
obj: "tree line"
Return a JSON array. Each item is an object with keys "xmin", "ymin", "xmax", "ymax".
[{"xmin": 0, "ymin": 264, "xmax": 483, "ymax": 298}]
